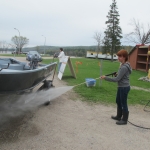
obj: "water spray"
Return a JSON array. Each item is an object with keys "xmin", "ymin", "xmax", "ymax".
[{"xmin": 1, "ymin": 65, "xmax": 149, "ymax": 130}]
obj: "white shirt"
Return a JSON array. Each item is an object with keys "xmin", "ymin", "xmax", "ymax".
[{"xmin": 58, "ymin": 51, "xmax": 65, "ymax": 62}]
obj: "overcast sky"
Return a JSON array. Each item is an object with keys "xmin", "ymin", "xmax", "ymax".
[{"xmin": 0, "ymin": 0, "xmax": 150, "ymax": 47}]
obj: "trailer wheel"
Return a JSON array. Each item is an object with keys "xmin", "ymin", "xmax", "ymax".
[
  {"xmin": 44, "ymin": 101, "xmax": 51, "ymax": 106},
  {"xmin": 44, "ymin": 80, "xmax": 52, "ymax": 88}
]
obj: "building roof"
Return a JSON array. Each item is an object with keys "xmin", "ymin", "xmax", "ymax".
[
  {"xmin": 139, "ymin": 45, "xmax": 149, "ymax": 48},
  {"xmin": 129, "ymin": 45, "xmax": 150, "ymax": 55},
  {"xmin": 129, "ymin": 46, "xmax": 136, "ymax": 55}
]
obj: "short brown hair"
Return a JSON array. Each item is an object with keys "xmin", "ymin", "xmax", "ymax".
[
  {"xmin": 60, "ymin": 48, "xmax": 63, "ymax": 51},
  {"xmin": 117, "ymin": 49, "xmax": 128, "ymax": 62}
]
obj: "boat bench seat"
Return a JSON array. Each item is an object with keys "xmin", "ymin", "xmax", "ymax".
[
  {"xmin": 0, "ymin": 64, "xmax": 24, "ymax": 70},
  {"xmin": 9, "ymin": 64, "xmax": 24, "ymax": 70},
  {"xmin": 0, "ymin": 59, "xmax": 11, "ymax": 64},
  {"xmin": 0, "ymin": 59, "xmax": 31, "ymax": 70},
  {"xmin": 0, "ymin": 63, "xmax": 31, "ymax": 70}
]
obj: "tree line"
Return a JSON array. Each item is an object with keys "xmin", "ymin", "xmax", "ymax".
[{"xmin": 43, "ymin": 45, "xmax": 133, "ymax": 57}]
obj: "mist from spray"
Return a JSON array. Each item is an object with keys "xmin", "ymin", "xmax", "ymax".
[{"xmin": 0, "ymin": 86, "xmax": 73, "ymax": 125}]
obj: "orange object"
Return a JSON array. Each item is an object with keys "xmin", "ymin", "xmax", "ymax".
[{"xmin": 75, "ymin": 61, "xmax": 82, "ymax": 73}]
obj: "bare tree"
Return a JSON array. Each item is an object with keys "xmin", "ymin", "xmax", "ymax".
[
  {"xmin": 93, "ymin": 31, "xmax": 103, "ymax": 58},
  {"xmin": 126, "ymin": 18, "xmax": 150, "ymax": 44},
  {"xmin": 0, "ymin": 41, "xmax": 10, "ymax": 53},
  {"xmin": 8, "ymin": 43, "xmax": 16, "ymax": 49},
  {"xmin": 11, "ymin": 36, "xmax": 29, "ymax": 53}
]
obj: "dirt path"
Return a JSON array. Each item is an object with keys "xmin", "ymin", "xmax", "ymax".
[{"xmin": 0, "ymin": 57, "xmax": 150, "ymax": 150}]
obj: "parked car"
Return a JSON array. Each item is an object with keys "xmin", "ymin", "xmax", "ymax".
[{"xmin": 26, "ymin": 51, "xmax": 42, "ymax": 62}]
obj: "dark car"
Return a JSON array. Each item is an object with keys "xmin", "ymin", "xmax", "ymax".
[{"xmin": 26, "ymin": 51, "xmax": 42, "ymax": 62}]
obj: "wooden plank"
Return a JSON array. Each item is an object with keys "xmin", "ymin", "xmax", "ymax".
[
  {"xmin": 58, "ymin": 56, "xmax": 76, "ymax": 80},
  {"xmin": 68, "ymin": 57, "xmax": 76, "ymax": 79}
]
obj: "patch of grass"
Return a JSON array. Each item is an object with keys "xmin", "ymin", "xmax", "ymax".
[{"xmin": 43, "ymin": 58, "xmax": 150, "ymax": 105}]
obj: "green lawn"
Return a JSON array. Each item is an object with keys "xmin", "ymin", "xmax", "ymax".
[{"xmin": 44, "ymin": 58, "xmax": 150, "ymax": 105}]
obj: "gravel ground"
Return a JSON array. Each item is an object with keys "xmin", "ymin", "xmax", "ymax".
[{"xmin": 0, "ymin": 57, "xmax": 150, "ymax": 150}]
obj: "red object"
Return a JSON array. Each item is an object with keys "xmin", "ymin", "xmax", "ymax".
[
  {"xmin": 129, "ymin": 45, "xmax": 150, "ymax": 72},
  {"xmin": 136, "ymin": 44, "xmax": 145, "ymax": 47}
]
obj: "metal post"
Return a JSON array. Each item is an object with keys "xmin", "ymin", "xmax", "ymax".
[
  {"xmin": 99, "ymin": 59, "xmax": 103, "ymax": 86},
  {"xmin": 14, "ymin": 28, "xmax": 20, "ymax": 53}
]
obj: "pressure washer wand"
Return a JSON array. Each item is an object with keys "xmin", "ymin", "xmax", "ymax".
[
  {"xmin": 105, "ymin": 72, "xmax": 117, "ymax": 77},
  {"xmin": 73, "ymin": 71, "xmax": 117, "ymax": 88},
  {"xmin": 74, "ymin": 71, "xmax": 117, "ymax": 87},
  {"xmin": 73, "ymin": 77, "xmax": 100, "ymax": 87}
]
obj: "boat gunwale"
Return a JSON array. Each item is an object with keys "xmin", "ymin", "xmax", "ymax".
[{"xmin": 0, "ymin": 62, "xmax": 57, "ymax": 74}]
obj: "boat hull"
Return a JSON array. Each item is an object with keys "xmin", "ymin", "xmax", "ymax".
[{"xmin": 0, "ymin": 62, "xmax": 57, "ymax": 93}]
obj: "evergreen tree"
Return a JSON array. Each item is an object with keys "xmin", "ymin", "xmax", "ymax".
[
  {"xmin": 103, "ymin": 0, "xmax": 122, "ymax": 61},
  {"xmin": 103, "ymin": 29, "xmax": 111, "ymax": 54}
]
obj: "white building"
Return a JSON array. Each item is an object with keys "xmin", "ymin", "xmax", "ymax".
[
  {"xmin": 86, "ymin": 51, "xmax": 118, "ymax": 60},
  {"xmin": 86, "ymin": 51, "xmax": 97, "ymax": 58}
]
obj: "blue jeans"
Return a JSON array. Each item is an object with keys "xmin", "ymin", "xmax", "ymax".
[
  {"xmin": 116, "ymin": 86, "xmax": 130, "ymax": 112},
  {"xmin": 58, "ymin": 62, "xmax": 62, "ymax": 73}
]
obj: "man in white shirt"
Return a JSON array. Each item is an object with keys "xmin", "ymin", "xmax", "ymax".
[{"xmin": 58, "ymin": 48, "xmax": 65, "ymax": 73}]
